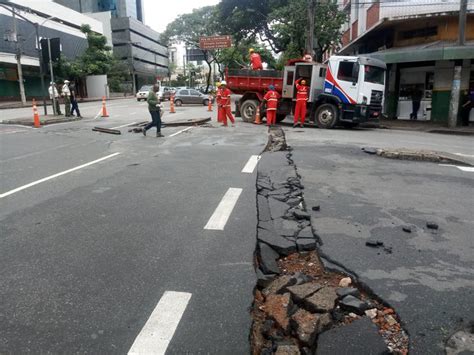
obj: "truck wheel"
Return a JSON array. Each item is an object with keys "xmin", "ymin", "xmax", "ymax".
[
  {"xmin": 240, "ymin": 100, "xmax": 259, "ymax": 123},
  {"xmin": 316, "ymin": 103, "xmax": 338, "ymax": 128}
]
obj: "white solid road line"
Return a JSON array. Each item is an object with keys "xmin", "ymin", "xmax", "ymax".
[
  {"xmin": 204, "ymin": 187, "xmax": 243, "ymax": 230},
  {"xmin": 111, "ymin": 122, "xmax": 137, "ymax": 129},
  {"xmin": 242, "ymin": 155, "xmax": 261, "ymax": 173},
  {"xmin": 457, "ymin": 166, "xmax": 474, "ymax": 172},
  {"xmin": 439, "ymin": 164, "xmax": 474, "ymax": 172},
  {"xmin": 0, "ymin": 152, "xmax": 120, "ymax": 199},
  {"xmin": 168, "ymin": 127, "xmax": 193, "ymax": 137},
  {"xmin": 128, "ymin": 291, "xmax": 192, "ymax": 355}
]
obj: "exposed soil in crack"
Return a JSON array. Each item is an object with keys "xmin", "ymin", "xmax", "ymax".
[{"xmin": 250, "ymin": 127, "xmax": 409, "ymax": 354}]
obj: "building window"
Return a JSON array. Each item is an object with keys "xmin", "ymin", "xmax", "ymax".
[
  {"xmin": 337, "ymin": 61, "xmax": 357, "ymax": 83},
  {"xmin": 400, "ymin": 27, "xmax": 437, "ymax": 40}
]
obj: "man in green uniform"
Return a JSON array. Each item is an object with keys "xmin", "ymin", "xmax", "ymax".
[{"xmin": 143, "ymin": 84, "xmax": 164, "ymax": 137}]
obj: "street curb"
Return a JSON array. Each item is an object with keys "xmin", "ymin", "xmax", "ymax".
[
  {"xmin": 427, "ymin": 129, "xmax": 474, "ymax": 136},
  {"xmin": 1, "ymin": 117, "xmax": 83, "ymax": 126},
  {"xmin": 0, "ymin": 96, "xmax": 135, "ymax": 110},
  {"xmin": 364, "ymin": 148, "xmax": 474, "ymax": 167}
]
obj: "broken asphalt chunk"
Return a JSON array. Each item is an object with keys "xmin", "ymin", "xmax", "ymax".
[
  {"xmin": 303, "ymin": 286, "xmax": 338, "ymax": 313},
  {"xmin": 258, "ymin": 229, "xmax": 297, "ymax": 256},
  {"xmin": 293, "ymin": 209, "xmax": 311, "ymax": 220},
  {"xmin": 336, "ymin": 287, "xmax": 361, "ymax": 299},
  {"xmin": 339, "ymin": 295, "xmax": 369, "ymax": 315},
  {"xmin": 297, "ymin": 238, "xmax": 316, "ymax": 252},
  {"xmin": 287, "ymin": 282, "xmax": 323, "ymax": 303},
  {"xmin": 361, "ymin": 147, "xmax": 377, "ymax": 155},
  {"xmin": 365, "ymin": 239, "xmax": 384, "ymax": 247},
  {"xmin": 316, "ymin": 317, "xmax": 389, "ymax": 355},
  {"xmin": 259, "ymin": 243, "xmax": 281, "ymax": 275},
  {"xmin": 426, "ymin": 222, "xmax": 439, "ymax": 230}
]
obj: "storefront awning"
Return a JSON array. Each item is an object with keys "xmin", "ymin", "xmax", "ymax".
[{"xmin": 367, "ymin": 41, "xmax": 474, "ymax": 64}]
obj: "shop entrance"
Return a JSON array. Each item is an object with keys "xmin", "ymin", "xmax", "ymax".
[{"xmin": 397, "ymin": 66, "xmax": 434, "ymax": 120}]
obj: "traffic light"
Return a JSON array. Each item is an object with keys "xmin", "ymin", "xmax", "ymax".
[{"xmin": 40, "ymin": 38, "xmax": 61, "ymax": 64}]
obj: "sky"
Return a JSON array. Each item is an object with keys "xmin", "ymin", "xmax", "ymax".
[{"xmin": 143, "ymin": 0, "xmax": 221, "ymax": 33}]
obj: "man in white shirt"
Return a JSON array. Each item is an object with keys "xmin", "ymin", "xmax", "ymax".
[
  {"xmin": 48, "ymin": 82, "xmax": 62, "ymax": 115},
  {"xmin": 61, "ymin": 80, "xmax": 71, "ymax": 117}
]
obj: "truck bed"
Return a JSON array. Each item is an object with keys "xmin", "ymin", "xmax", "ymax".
[{"xmin": 226, "ymin": 69, "xmax": 283, "ymax": 95}]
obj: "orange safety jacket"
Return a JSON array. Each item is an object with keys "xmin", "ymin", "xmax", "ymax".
[
  {"xmin": 220, "ymin": 88, "xmax": 232, "ymax": 107},
  {"xmin": 295, "ymin": 79, "xmax": 309, "ymax": 102},
  {"xmin": 263, "ymin": 90, "xmax": 281, "ymax": 110},
  {"xmin": 250, "ymin": 53, "xmax": 263, "ymax": 70}
]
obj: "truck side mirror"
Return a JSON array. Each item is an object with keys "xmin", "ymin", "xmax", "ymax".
[{"xmin": 352, "ymin": 64, "xmax": 360, "ymax": 85}]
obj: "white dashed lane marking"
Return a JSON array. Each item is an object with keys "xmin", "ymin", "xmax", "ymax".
[
  {"xmin": 242, "ymin": 155, "xmax": 261, "ymax": 174},
  {"xmin": 128, "ymin": 291, "xmax": 192, "ymax": 355},
  {"xmin": 204, "ymin": 187, "xmax": 243, "ymax": 230},
  {"xmin": 439, "ymin": 164, "xmax": 474, "ymax": 172},
  {"xmin": 168, "ymin": 127, "xmax": 193, "ymax": 137},
  {"xmin": 0, "ymin": 153, "xmax": 121, "ymax": 198}
]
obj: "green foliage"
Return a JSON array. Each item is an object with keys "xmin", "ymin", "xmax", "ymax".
[
  {"xmin": 217, "ymin": 0, "xmax": 347, "ymax": 61},
  {"xmin": 55, "ymin": 24, "xmax": 116, "ymax": 81}
]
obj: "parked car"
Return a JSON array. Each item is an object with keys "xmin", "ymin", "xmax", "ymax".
[
  {"xmin": 174, "ymin": 89, "xmax": 214, "ymax": 106},
  {"xmin": 136, "ymin": 85, "xmax": 152, "ymax": 101},
  {"xmin": 158, "ymin": 87, "xmax": 176, "ymax": 101}
]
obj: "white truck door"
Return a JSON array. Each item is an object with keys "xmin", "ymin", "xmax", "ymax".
[
  {"xmin": 329, "ymin": 59, "xmax": 359, "ymax": 105},
  {"xmin": 282, "ymin": 66, "xmax": 296, "ymax": 99}
]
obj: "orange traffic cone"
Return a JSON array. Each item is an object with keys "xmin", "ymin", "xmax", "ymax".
[
  {"xmin": 254, "ymin": 106, "xmax": 262, "ymax": 125},
  {"xmin": 207, "ymin": 95, "xmax": 213, "ymax": 112},
  {"xmin": 170, "ymin": 94, "xmax": 176, "ymax": 113},
  {"xmin": 32, "ymin": 99, "xmax": 41, "ymax": 128},
  {"xmin": 101, "ymin": 96, "xmax": 109, "ymax": 117}
]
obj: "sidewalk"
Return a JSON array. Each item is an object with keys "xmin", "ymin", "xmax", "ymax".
[
  {"xmin": 0, "ymin": 95, "xmax": 135, "ymax": 110},
  {"xmin": 362, "ymin": 119, "xmax": 474, "ymax": 136}
]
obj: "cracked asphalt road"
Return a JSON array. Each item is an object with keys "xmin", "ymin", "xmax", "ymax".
[{"xmin": 284, "ymin": 126, "xmax": 474, "ymax": 354}]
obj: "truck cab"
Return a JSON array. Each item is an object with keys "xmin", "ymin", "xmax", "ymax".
[{"xmin": 282, "ymin": 56, "xmax": 386, "ymax": 128}]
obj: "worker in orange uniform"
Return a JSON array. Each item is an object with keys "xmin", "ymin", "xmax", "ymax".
[
  {"xmin": 294, "ymin": 78, "xmax": 309, "ymax": 128},
  {"xmin": 263, "ymin": 85, "xmax": 280, "ymax": 126},
  {"xmin": 249, "ymin": 48, "xmax": 263, "ymax": 70},
  {"xmin": 219, "ymin": 81, "xmax": 235, "ymax": 127},
  {"xmin": 215, "ymin": 82, "xmax": 223, "ymax": 123}
]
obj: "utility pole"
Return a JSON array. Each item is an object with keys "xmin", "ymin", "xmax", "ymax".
[
  {"xmin": 47, "ymin": 38, "xmax": 57, "ymax": 116},
  {"xmin": 458, "ymin": 0, "xmax": 467, "ymax": 46},
  {"xmin": 447, "ymin": 0, "xmax": 468, "ymax": 128},
  {"xmin": 35, "ymin": 24, "xmax": 47, "ymax": 115},
  {"xmin": 12, "ymin": 7, "xmax": 27, "ymax": 105},
  {"xmin": 306, "ymin": 0, "xmax": 317, "ymax": 56}
]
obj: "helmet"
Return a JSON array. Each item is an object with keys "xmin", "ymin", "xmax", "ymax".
[
  {"xmin": 64, "ymin": 80, "xmax": 70, "ymax": 83},
  {"xmin": 249, "ymin": 48, "xmax": 254, "ymax": 53},
  {"xmin": 268, "ymin": 85, "xmax": 275, "ymax": 91},
  {"xmin": 221, "ymin": 80, "xmax": 227, "ymax": 86},
  {"xmin": 216, "ymin": 82, "xmax": 221, "ymax": 87}
]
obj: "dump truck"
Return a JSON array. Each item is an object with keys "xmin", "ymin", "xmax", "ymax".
[{"xmin": 226, "ymin": 56, "xmax": 387, "ymax": 128}]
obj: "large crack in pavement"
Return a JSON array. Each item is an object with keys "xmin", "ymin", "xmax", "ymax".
[{"xmin": 250, "ymin": 127, "xmax": 409, "ymax": 355}]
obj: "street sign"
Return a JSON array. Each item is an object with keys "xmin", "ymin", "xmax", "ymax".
[{"xmin": 199, "ymin": 35, "xmax": 232, "ymax": 50}]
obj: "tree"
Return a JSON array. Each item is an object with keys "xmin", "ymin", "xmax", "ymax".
[
  {"xmin": 217, "ymin": 0, "xmax": 347, "ymax": 61},
  {"xmin": 78, "ymin": 24, "xmax": 113, "ymax": 75},
  {"xmin": 162, "ymin": 6, "xmax": 221, "ymax": 92}
]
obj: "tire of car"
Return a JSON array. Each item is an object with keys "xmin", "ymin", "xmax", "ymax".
[
  {"xmin": 203, "ymin": 99, "xmax": 209, "ymax": 106},
  {"xmin": 175, "ymin": 99, "xmax": 183, "ymax": 107},
  {"xmin": 315, "ymin": 103, "xmax": 338, "ymax": 129}
]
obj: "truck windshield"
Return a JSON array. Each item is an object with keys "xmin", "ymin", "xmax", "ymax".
[{"xmin": 364, "ymin": 66, "xmax": 385, "ymax": 85}]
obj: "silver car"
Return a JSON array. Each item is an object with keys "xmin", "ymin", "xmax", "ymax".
[{"xmin": 173, "ymin": 89, "xmax": 214, "ymax": 106}]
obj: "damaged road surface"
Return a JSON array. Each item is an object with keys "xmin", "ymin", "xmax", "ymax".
[{"xmin": 259, "ymin": 127, "xmax": 474, "ymax": 354}]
